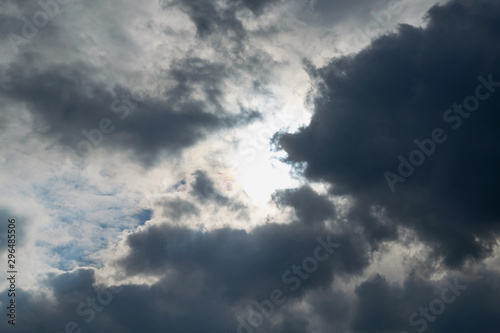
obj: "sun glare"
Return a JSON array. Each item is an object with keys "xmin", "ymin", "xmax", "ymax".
[{"xmin": 236, "ymin": 143, "xmax": 299, "ymax": 204}]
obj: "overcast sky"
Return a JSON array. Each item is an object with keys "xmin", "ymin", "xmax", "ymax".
[{"xmin": 1, "ymin": 0, "xmax": 500, "ymax": 332}]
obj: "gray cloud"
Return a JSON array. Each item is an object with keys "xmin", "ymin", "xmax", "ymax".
[
  {"xmin": 350, "ymin": 271, "xmax": 500, "ymax": 333},
  {"xmin": 272, "ymin": 185, "xmax": 336, "ymax": 225},
  {"xmin": 159, "ymin": 198, "xmax": 200, "ymax": 220},
  {"xmin": 0, "ymin": 56, "xmax": 261, "ymax": 166},
  {"xmin": 2, "ymin": 0, "xmax": 500, "ymax": 332},
  {"xmin": 276, "ymin": 0, "xmax": 500, "ymax": 268},
  {"xmin": 162, "ymin": 0, "xmax": 281, "ymax": 40}
]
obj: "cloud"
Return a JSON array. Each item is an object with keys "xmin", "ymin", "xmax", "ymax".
[
  {"xmin": 350, "ymin": 271, "xmax": 500, "ymax": 333},
  {"xmin": 1, "ymin": 206, "xmax": 367, "ymax": 331},
  {"xmin": 159, "ymin": 198, "xmax": 200, "ymax": 220},
  {"xmin": 272, "ymin": 185, "xmax": 336, "ymax": 225},
  {"xmin": 116, "ymin": 219, "xmax": 368, "ymax": 299},
  {"xmin": 2, "ymin": 0, "xmax": 500, "ymax": 332},
  {"xmin": 297, "ymin": 0, "xmax": 389, "ymax": 26},
  {"xmin": 162, "ymin": 0, "xmax": 282, "ymax": 40},
  {"xmin": 0, "ymin": 56, "xmax": 261, "ymax": 166},
  {"xmin": 276, "ymin": 0, "xmax": 500, "ymax": 267},
  {"xmin": 3, "ymin": 239, "xmax": 500, "ymax": 332}
]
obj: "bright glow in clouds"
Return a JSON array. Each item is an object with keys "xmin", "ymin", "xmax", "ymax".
[
  {"xmin": 230, "ymin": 103, "xmax": 310, "ymax": 204},
  {"xmin": 237, "ymin": 147, "xmax": 301, "ymax": 204}
]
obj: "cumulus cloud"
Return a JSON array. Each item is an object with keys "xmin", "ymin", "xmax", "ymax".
[
  {"xmin": 1, "ymin": 0, "xmax": 500, "ymax": 332},
  {"xmin": 0, "ymin": 57, "xmax": 261, "ymax": 166},
  {"xmin": 276, "ymin": 0, "xmax": 500, "ymax": 267}
]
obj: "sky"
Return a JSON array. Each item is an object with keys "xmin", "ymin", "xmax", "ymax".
[{"xmin": 1, "ymin": 0, "xmax": 500, "ymax": 332}]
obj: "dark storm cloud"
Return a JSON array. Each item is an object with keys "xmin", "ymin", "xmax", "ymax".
[
  {"xmin": 118, "ymin": 221, "xmax": 367, "ymax": 302},
  {"xmin": 2, "ymin": 208, "xmax": 370, "ymax": 332},
  {"xmin": 2, "ymin": 266, "xmax": 499, "ymax": 332},
  {"xmin": 0, "ymin": 267, "xmax": 235, "ymax": 332},
  {"xmin": 0, "ymin": 269, "xmax": 126, "ymax": 332},
  {"xmin": 48, "ymin": 268, "xmax": 96, "ymax": 300},
  {"xmin": 276, "ymin": 0, "xmax": 500, "ymax": 267},
  {"xmin": 0, "ymin": 56, "xmax": 260, "ymax": 166},
  {"xmin": 272, "ymin": 185, "xmax": 336, "ymax": 225},
  {"xmin": 350, "ymin": 271, "xmax": 500, "ymax": 333}
]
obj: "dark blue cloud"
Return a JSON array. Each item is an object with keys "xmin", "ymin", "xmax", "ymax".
[{"xmin": 276, "ymin": 0, "xmax": 500, "ymax": 268}]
